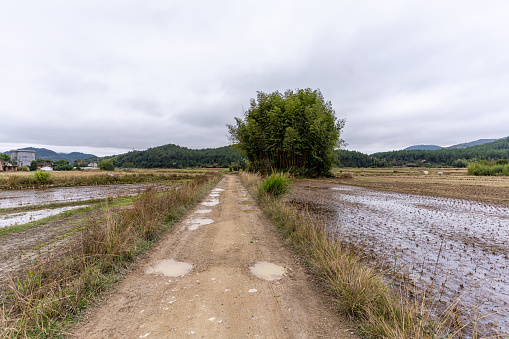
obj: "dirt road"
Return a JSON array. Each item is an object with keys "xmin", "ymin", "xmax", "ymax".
[{"xmin": 72, "ymin": 175, "xmax": 356, "ymax": 338}]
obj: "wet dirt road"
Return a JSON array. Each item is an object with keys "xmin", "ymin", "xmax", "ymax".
[{"xmin": 72, "ymin": 175, "xmax": 356, "ymax": 338}]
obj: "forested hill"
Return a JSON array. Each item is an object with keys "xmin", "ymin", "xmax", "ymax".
[
  {"xmin": 19, "ymin": 147, "xmax": 96, "ymax": 162},
  {"xmin": 370, "ymin": 137, "xmax": 509, "ymax": 167},
  {"xmin": 97, "ymin": 144, "xmax": 244, "ymax": 168}
]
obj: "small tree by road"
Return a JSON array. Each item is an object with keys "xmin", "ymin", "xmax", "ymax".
[
  {"xmin": 228, "ymin": 88, "xmax": 344, "ymax": 176},
  {"xmin": 99, "ymin": 159, "xmax": 115, "ymax": 171}
]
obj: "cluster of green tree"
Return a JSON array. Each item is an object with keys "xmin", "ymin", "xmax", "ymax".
[
  {"xmin": 371, "ymin": 137, "xmax": 509, "ymax": 167},
  {"xmin": 29, "ymin": 159, "xmax": 74, "ymax": 171},
  {"xmin": 88, "ymin": 144, "xmax": 244, "ymax": 169},
  {"xmin": 467, "ymin": 159, "xmax": 509, "ymax": 176},
  {"xmin": 0, "ymin": 153, "xmax": 11, "ymax": 162},
  {"xmin": 335, "ymin": 150, "xmax": 387, "ymax": 168},
  {"xmin": 227, "ymin": 88, "xmax": 344, "ymax": 176}
]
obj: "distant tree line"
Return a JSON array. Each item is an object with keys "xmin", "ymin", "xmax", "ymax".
[
  {"xmin": 87, "ymin": 144, "xmax": 245, "ymax": 169},
  {"xmin": 336, "ymin": 137, "xmax": 509, "ymax": 168}
]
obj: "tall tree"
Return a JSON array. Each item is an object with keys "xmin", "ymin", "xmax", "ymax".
[{"xmin": 228, "ymin": 88, "xmax": 344, "ymax": 176}]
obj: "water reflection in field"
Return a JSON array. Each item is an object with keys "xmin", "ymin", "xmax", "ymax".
[
  {"xmin": 0, "ymin": 183, "xmax": 170, "ymax": 209},
  {"xmin": 290, "ymin": 182, "xmax": 509, "ymax": 335}
]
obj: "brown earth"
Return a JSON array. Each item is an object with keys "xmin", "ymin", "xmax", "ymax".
[{"xmin": 71, "ymin": 175, "xmax": 357, "ymax": 338}]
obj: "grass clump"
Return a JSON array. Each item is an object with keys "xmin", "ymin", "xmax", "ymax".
[
  {"xmin": 0, "ymin": 172, "xmax": 222, "ymax": 338},
  {"xmin": 32, "ymin": 171, "xmax": 52, "ymax": 185},
  {"xmin": 259, "ymin": 171, "xmax": 291, "ymax": 198}
]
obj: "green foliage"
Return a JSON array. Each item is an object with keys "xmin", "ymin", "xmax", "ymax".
[
  {"xmin": 32, "ymin": 171, "xmax": 52, "ymax": 184},
  {"xmin": 54, "ymin": 159, "xmax": 73, "ymax": 171},
  {"xmin": 29, "ymin": 160, "xmax": 38, "ymax": 171},
  {"xmin": 18, "ymin": 166, "xmax": 29, "ymax": 171},
  {"xmin": 259, "ymin": 171, "xmax": 291, "ymax": 198},
  {"xmin": 467, "ymin": 160, "xmax": 509, "ymax": 176},
  {"xmin": 373, "ymin": 137, "xmax": 509, "ymax": 167},
  {"xmin": 0, "ymin": 153, "xmax": 11, "ymax": 162},
  {"xmin": 228, "ymin": 88, "xmax": 344, "ymax": 177},
  {"xmin": 91, "ymin": 144, "xmax": 243, "ymax": 169},
  {"xmin": 98, "ymin": 159, "xmax": 115, "ymax": 171},
  {"xmin": 121, "ymin": 162, "xmax": 135, "ymax": 168}
]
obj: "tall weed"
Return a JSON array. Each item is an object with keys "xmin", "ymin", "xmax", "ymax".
[{"xmin": 259, "ymin": 171, "xmax": 291, "ymax": 198}]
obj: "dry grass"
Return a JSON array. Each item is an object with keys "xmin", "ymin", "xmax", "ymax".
[
  {"xmin": 0, "ymin": 172, "xmax": 222, "ymax": 338},
  {"xmin": 239, "ymin": 171, "xmax": 490, "ymax": 338},
  {"xmin": 0, "ymin": 168, "xmax": 208, "ymax": 189}
]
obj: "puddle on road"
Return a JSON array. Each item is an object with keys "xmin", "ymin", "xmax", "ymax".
[
  {"xmin": 186, "ymin": 218, "xmax": 214, "ymax": 231},
  {"xmin": 209, "ymin": 193, "xmax": 220, "ymax": 197},
  {"xmin": 146, "ymin": 260, "xmax": 193, "ymax": 277},
  {"xmin": 250, "ymin": 262, "xmax": 285, "ymax": 281},
  {"xmin": 201, "ymin": 199, "xmax": 219, "ymax": 206},
  {"xmin": 244, "ymin": 210, "xmax": 258, "ymax": 213},
  {"xmin": 240, "ymin": 201, "xmax": 255, "ymax": 205},
  {"xmin": 195, "ymin": 209, "xmax": 212, "ymax": 214},
  {"xmin": 0, "ymin": 205, "xmax": 88, "ymax": 228},
  {"xmin": 212, "ymin": 188, "xmax": 225, "ymax": 192}
]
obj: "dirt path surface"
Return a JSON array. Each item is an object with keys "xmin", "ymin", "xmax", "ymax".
[{"xmin": 72, "ymin": 175, "xmax": 356, "ymax": 338}]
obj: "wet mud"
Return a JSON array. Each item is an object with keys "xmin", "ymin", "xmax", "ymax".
[
  {"xmin": 250, "ymin": 262, "xmax": 286, "ymax": 281},
  {"xmin": 146, "ymin": 260, "xmax": 193, "ymax": 277},
  {"xmin": 290, "ymin": 182, "xmax": 509, "ymax": 335}
]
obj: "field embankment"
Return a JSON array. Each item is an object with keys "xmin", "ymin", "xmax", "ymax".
[{"xmin": 0, "ymin": 171, "xmax": 222, "ymax": 338}]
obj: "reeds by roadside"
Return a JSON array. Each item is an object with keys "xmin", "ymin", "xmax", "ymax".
[
  {"xmin": 0, "ymin": 172, "xmax": 222, "ymax": 338},
  {"xmin": 240, "ymin": 171, "xmax": 485, "ymax": 338}
]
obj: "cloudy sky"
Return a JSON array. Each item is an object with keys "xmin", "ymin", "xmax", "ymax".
[{"xmin": 1, "ymin": 0, "xmax": 508, "ymax": 156}]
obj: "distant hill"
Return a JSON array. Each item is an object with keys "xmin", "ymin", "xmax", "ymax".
[
  {"xmin": 404, "ymin": 138, "xmax": 499, "ymax": 151},
  {"xmin": 91, "ymin": 143, "xmax": 244, "ymax": 168},
  {"xmin": 373, "ymin": 137, "xmax": 509, "ymax": 167},
  {"xmin": 404, "ymin": 145, "xmax": 442, "ymax": 151},
  {"xmin": 445, "ymin": 138, "xmax": 499, "ymax": 149},
  {"xmin": 17, "ymin": 147, "xmax": 96, "ymax": 162}
]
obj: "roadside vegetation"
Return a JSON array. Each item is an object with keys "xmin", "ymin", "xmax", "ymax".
[
  {"xmin": 0, "ymin": 168, "xmax": 210, "ymax": 190},
  {"xmin": 0, "ymin": 172, "xmax": 222, "ymax": 338},
  {"xmin": 467, "ymin": 159, "xmax": 509, "ymax": 176},
  {"xmin": 242, "ymin": 171, "xmax": 482, "ymax": 338}
]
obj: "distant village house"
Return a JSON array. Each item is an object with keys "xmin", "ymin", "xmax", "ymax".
[
  {"xmin": 0, "ymin": 159, "xmax": 18, "ymax": 171},
  {"xmin": 9, "ymin": 149, "xmax": 36, "ymax": 167}
]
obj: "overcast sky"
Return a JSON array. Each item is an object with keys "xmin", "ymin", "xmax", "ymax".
[{"xmin": 1, "ymin": 0, "xmax": 508, "ymax": 156}]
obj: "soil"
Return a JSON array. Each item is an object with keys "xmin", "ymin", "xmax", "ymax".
[
  {"xmin": 0, "ymin": 208, "xmax": 101, "ymax": 284},
  {"xmin": 70, "ymin": 175, "xmax": 357, "ymax": 338}
]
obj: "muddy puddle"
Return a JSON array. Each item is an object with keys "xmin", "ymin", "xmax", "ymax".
[
  {"xmin": 185, "ymin": 218, "xmax": 214, "ymax": 231},
  {"xmin": 290, "ymin": 183, "xmax": 509, "ymax": 335},
  {"xmin": 0, "ymin": 183, "xmax": 170, "ymax": 209},
  {"xmin": 0, "ymin": 205, "xmax": 88, "ymax": 228},
  {"xmin": 146, "ymin": 260, "xmax": 193, "ymax": 277},
  {"xmin": 250, "ymin": 262, "xmax": 285, "ymax": 281}
]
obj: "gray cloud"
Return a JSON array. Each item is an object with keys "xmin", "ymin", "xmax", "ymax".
[{"xmin": 1, "ymin": 0, "xmax": 509, "ymax": 156}]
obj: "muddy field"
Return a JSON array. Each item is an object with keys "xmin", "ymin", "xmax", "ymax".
[
  {"xmin": 290, "ymin": 176, "xmax": 509, "ymax": 335},
  {"xmin": 0, "ymin": 183, "xmax": 174, "ymax": 283}
]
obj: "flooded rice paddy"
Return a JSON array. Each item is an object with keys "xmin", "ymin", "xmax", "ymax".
[
  {"xmin": 291, "ymin": 183, "xmax": 509, "ymax": 335},
  {"xmin": 0, "ymin": 205, "xmax": 87, "ymax": 228},
  {"xmin": 0, "ymin": 183, "xmax": 171, "ymax": 228},
  {"xmin": 0, "ymin": 183, "xmax": 169, "ymax": 209}
]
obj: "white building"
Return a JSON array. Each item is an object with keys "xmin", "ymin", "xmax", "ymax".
[{"xmin": 9, "ymin": 149, "xmax": 36, "ymax": 167}]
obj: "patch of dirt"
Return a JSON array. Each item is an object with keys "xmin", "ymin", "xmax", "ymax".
[
  {"xmin": 0, "ymin": 208, "xmax": 104, "ymax": 285},
  {"xmin": 70, "ymin": 175, "xmax": 357, "ymax": 338}
]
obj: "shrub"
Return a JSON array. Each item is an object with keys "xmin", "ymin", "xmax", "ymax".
[
  {"xmin": 259, "ymin": 171, "xmax": 291, "ymax": 198},
  {"xmin": 32, "ymin": 170, "xmax": 52, "ymax": 184}
]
